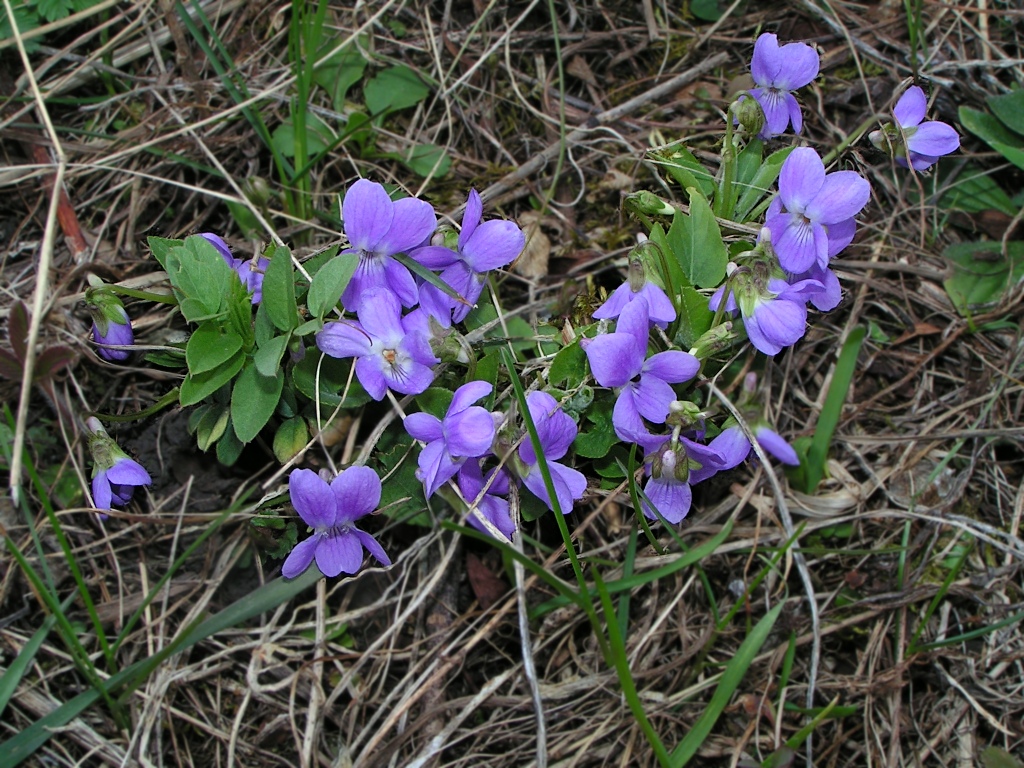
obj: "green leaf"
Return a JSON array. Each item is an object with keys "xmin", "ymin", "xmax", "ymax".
[
  {"xmin": 270, "ymin": 113, "xmax": 336, "ymax": 158},
  {"xmin": 313, "ymin": 43, "xmax": 367, "ymax": 113},
  {"xmin": 147, "ymin": 236, "xmax": 183, "ymax": 271},
  {"xmin": 261, "ymin": 245, "xmax": 299, "ymax": 332},
  {"xmin": 986, "ymin": 88, "xmax": 1024, "ymax": 137},
  {"xmin": 573, "ymin": 397, "xmax": 618, "ymax": 459},
  {"xmin": 291, "ymin": 352, "xmax": 372, "ymax": 409},
  {"xmin": 735, "ymin": 146, "xmax": 794, "ymax": 223},
  {"xmin": 399, "ymin": 144, "xmax": 451, "ymax": 179},
  {"xmin": 179, "ymin": 351, "xmax": 245, "ymax": 406},
  {"xmin": 37, "ymin": 0, "xmax": 72, "ymax": 24},
  {"xmin": 164, "ymin": 240, "xmax": 236, "ymax": 322},
  {"xmin": 650, "ymin": 145, "xmax": 715, "ymax": 200},
  {"xmin": 937, "ymin": 167, "xmax": 1017, "ymax": 216},
  {"xmin": 980, "ymin": 747, "xmax": 1024, "ymax": 768},
  {"xmin": 253, "ymin": 334, "xmax": 290, "ymax": 377},
  {"xmin": 273, "ymin": 417, "xmax": 308, "ymax": 463},
  {"xmin": 374, "ymin": 435, "xmax": 428, "ymax": 525},
  {"xmin": 669, "ymin": 603, "xmax": 783, "ymax": 767},
  {"xmin": 364, "ymin": 65, "xmax": 429, "ymax": 116},
  {"xmin": 943, "ymin": 241, "xmax": 1024, "ymax": 315},
  {"xmin": 960, "ymin": 106, "xmax": 1024, "ymax": 172},
  {"xmin": 185, "ymin": 324, "xmax": 244, "ymax": 375},
  {"xmin": 216, "ymin": 423, "xmax": 244, "ymax": 466},
  {"xmin": 307, "ymin": 253, "xmax": 359, "ymax": 318},
  {"xmin": 673, "ymin": 285, "xmax": 715, "ymax": 350},
  {"xmin": 549, "ymin": 340, "xmax": 586, "ymax": 388},
  {"xmin": 231, "ymin": 362, "xmax": 285, "ymax": 443},
  {"xmin": 691, "ymin": 0, "xmax": 725, "ymax": 21},
  {"xmin": 193, "ymin": 405, "xmax": 230, "ymax": 452},
  {"xmin": 667, "ymin": 197, "xmax": 727, "ymax": 288},
  {"xmin": 648, "ymin": 222, "xmax": 689, "ymax": 295},
  {"xmin": 414, "ymin": 387, "xmax": 454, "ymax": 419}
]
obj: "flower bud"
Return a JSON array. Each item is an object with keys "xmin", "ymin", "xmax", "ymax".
[
  {"xmin": 731, "ymin": 95, "xmax": 766, "ymax": 137},
  {"xmin": 666, "ymin": 400, "xmax": 704, "ymax": 430},
  {"xmin": 625, "ymin": 190, "xmax": 677, "ymax": 217},
  {"xmin": 85, "ymin": 280, "xmax": 134, "ymax": 362},
  {"xmin": 688, "ymin": 321, "xmax": 736, "ymax": 358},
  {"xmin": 243, "ymin": 176, "xmax": 272, "ymax": 208}
]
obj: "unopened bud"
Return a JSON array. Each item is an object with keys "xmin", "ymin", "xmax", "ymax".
[
  {"xmin": 244, "ymin": 176, "xmax": 272, "ymax": 207},
  {"xmin": 689, "ymin": 321, "xmax": 737, "ymax": 358},
  {"xmin": 666, "ymin": 400, "xmax": 704, "ymax": 430},
  {"xmin": 626, "ymin": 190, "xmax": 676, "ymax": 217},
  {"xmin": 731, "ymin": 95, "xmax": 765, "ymax": 137}
]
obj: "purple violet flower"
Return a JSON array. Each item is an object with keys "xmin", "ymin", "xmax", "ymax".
[
  {"xmin": 85, "ymin": 417, "xmax": 152, "ymax": 514},
  {"xmin": 711, "ymin": 423, "xmax": 799, "ymax": 469},
  {"xmin": 315, "ymin": 288, "xmax": 438, "ymax": 400},
  {"xmin": 748, "ymin": 33, "xmax": 820, "ymax": 139},
  {"xmin": 592, "ymin": 251, "xmax": 676, "ymax": 329},
  {"xmin": 584, "ymin": 298, "xmax": 699, "ymax": 443},
  {"xmin": 459, "ymin": 460, "xmax": 515, "ymax": 540},
  {"xmin": 413, "ymin": 189, "xmax": 525, "ymax": 323},
  {"xmin": 199, "ymin": 233, "xmax": 269, "ymax": 305},
  {"xmin": 711, "ymin": 274, "xmax": 820, "ymax": 356},
  {"xmin": 518, "ymin": 391, "xmax": 587, "ymax": 514},
  {"xmin": 639, "ymin": 437, "xmax": 727, "ymax": 523},
  {"xmin": 282, "ymin": 466, "xmax": 391, "ymax": 578},
  {"xmin": 91, "ymin": 304, "xmax": 134, "ymax": 362},
  {"xmin": 404, "ymin": 381, "xmax": 496, "ymax": 497},
  {"xmin": 869, "ymin": 86, "xmax": 960, "ymax": 171},
  {"xmin": 339, "ymin": 179, "xmax": 437, "ymax": 312},
  {"xmin": 764, "ymin": 148, "xmax": 871, "ymax": 274}
]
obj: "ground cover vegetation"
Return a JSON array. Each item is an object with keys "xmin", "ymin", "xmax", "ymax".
[{"xmin": 2, "ymin": 1, "xmax": 1024, "ymax": 766}]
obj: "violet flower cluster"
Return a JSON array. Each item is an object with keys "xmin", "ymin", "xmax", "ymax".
[{"xmin": 314, "ymin": 180, "xmax": 525, "ymax": 402}]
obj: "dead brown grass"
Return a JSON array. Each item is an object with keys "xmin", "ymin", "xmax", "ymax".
[{"xmin": 2, "ymin": 0, "xmax": 1024, "ymax": 766}]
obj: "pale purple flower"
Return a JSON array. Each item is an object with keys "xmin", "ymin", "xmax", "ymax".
[
  {"xmin": 92, "ymin": 304, "xmax": 134, "ymax": 362},
  {"xmin": 339, "ymin": 179, "xmax": 437, "ymax": 311},
  {"xmin": 199, "ymin": 233, "xmax": 269, "ymax": 304},
  {"xmin": 315, "ymin": 288, "xmax": 438, "ymax": 400},
  {"xmin": 459, "ymin": 460, "xmax": 515, "ymax": 540},
  {"xmin": 413, "ymin": 189, "xmax": 525, "ymax": 323},
  {"xmin": 518, "ymin": 391, "xmax": 587, "ymax": 514},
  {"xmin": 639, "ymin": 437, "xmax": 727, "ymax": 523},
  {"xmin": 710, "ymin": 423, "xmax": 799, "ymax": 469},
  {"xmin": 282, "ymin": 466, "xmax": 391, "ymax": 578},
  {"xmin": 584, "ymin": 298, "xmax": 699, "ymax": 442},
  {"xmin": 869, "ymin": 86, "xmax": 960, "ymax": 171},
  {"xmin": 748, "ymin": 33, "xmax": 819, "ymax": 138},
  {"xmin": 404, "ymin": 381, "xmax": 495, "ymax": 497},
  {"xmin": 592, "ymin": 254, "xmax": 676, "ymax": 329},
  {"xmin": 711, "ymin": 276, "xmax": 820, "ymax": 356},
  {"xmin": 764, "ymin": 148, "xmax": 871, "ymax": 273}
]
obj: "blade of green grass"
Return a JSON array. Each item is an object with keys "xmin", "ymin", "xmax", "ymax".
[
  {"xmin": 0, "ymin": 565, "xmax": 323, "ymax": 767},
  {"xmin": 669, "ymin": 602, "xmax": 784, "ymax": 767}
]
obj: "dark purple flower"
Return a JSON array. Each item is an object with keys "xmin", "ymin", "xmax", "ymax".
[
  {"xmin": 458, "ymin": 460, "xmax": 515, "ymax": 540},
  {"xmin": 404, "ymin": 381, "xmax": 496, "ymax": 497},
  {"xmin": 869, "ymin": 86, "xmax": 960, "ymax": 171},
  {"xmin": 199, "ymin": 233, "xmax": 269, "ymax": 305},
  {"xmin": 413, "ymin": 189, "xmax": 525, "ymax": 323},
  {"xmin": 339, "ymin": 179, "xmax": 437, "ymax": 311},
  {"xmin": 764, "ymin": 148, "xmax": 871, "ymax": 273},
  {"xmin": 86, "ymin": 417, "xmax": 152, "ymax": 513},
  {"xmin": 315, "ymin": 289, "xmax": 438, "ymax": 400},
  {"xmin": 91, "ymin": 304, "xmax": 134, "ymax": 362},
  {"xmin": 748, "ymin": 33, "xmax": 819, "ymax": 138},
  {"xmin": 518, "ymin": 391, "xmax": 587, "ymax": 514},
  {"xmin": 283, "ymin": 466, "xmax": 391, "ymax": 578},
  {"xmin": 584, "ymin": 298, "xmax": 699, "ymax": 442}
]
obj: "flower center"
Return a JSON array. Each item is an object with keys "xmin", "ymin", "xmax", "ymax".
[{"xmin": 383, "ymin": 348, "xmax": 397, "ymax": 366}]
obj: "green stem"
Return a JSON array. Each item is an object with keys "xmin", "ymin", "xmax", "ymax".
[
  {"xmin": 714, "ymin": 118, "xmax": 737, "ymax": 218},
  {"xmin": 105, "ymin": 285, "xmax": 178, "ymax": 305},
  {"xmin": 821, "ymin": 114, "xmax": 879, "ymax": 165}
]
